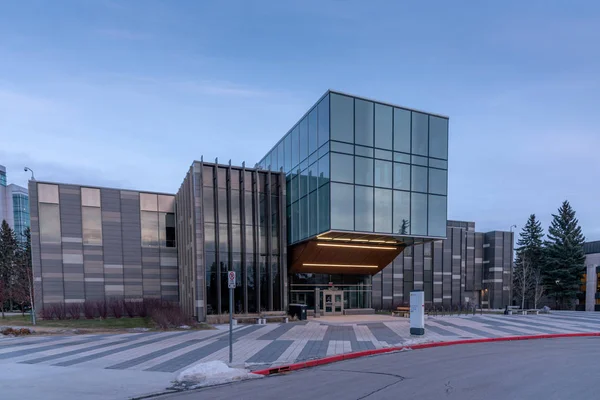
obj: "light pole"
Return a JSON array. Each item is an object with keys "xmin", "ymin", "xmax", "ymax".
[
  {"xmin": 24, "ymin": 167, "xmax": 35, "ymax": 181},
  {"xmin": 509, "ymin": 225, "xmax": 517, "ymax": 306}
]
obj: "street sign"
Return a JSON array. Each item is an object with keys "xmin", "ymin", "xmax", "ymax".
[{"xmin": 228, "ymin": 271, "xmax": 236, "ymax": 289}]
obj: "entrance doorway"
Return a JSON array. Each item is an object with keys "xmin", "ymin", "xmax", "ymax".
[{"xmin": 322, "ymin": 290, "xmax": 344, "ymax": 316}]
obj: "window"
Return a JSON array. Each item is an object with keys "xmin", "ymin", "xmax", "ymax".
[
  {"xmin": 0, "ymin": 171, "xmax": 5, "ymax": 187},
  {"xmin": 318, "ymin": 183, "xmax": 330, "ymax": 233},
  {"xmin": 393, "ymin": 163, "xmax": 410, "ymax": 190},
  {"xmin": 299, "ymin": 117, "xmax": 309, "ymax": 163},
  {"xmin": 429, "ymin": 158, "xmax": 447, "ymax": 169},
  {"xmin": 81, "ymin": 188, "xmax": 100, "ymax": 207},
  {"xmin": 300, "ymin": 196, "xmax": 308, "ymax": 240},
  {"xmin": 39, "ymin": 203, "xmax": 61, "ymax": 243},
  {"xmin": 284, "ymin": 133, "xmax": 292, "ymax": 172},
  {"xmin": 291, "ymin": 126, "xmax": 299, "ymax": 169},
  {"xmin": 203, "ymin": 187, "xmax": 215, "ymax": 222},
  {"xmin": 330, "ymin": 141, "xmax": 353, "ymax": 154},
  {"xmin": 374, "ymin": 160, "xmax": 392, "ymax": 188},
  {"xmin": 141, "ymin": 211, "xmax": 159, "ymax": 247},
  {"xmin": 317, "ymin": 94, "xmax": 330, "ymax": 147},
  {"xmin": 205, "ymin": 222, "xmax": 216, "ymax": 251},
  {"xmin": 318, "ymin": 154, "xmax": 330, "ymax": 187},
  {"xmin": 355, "ymin": 145, "xmax": 373, "ymax": 158},
  {"xmin": 299, "ymin": 168, "xmax": 308, "ymax": 199},
  {"xmin": 277, "ymin": 142, "xmax": 284, "ymax": 171},
  {"xmin": 374, "ymin": 188, "xmax": 392, "ymax": 233},
  {"xmin": 374, "ymin": 149, "xmax": 392, "ymax": 160},
  {"xmin": 291, "ymin": 201, "xmax": 299, "ymax": 243},
  {"xmin": 354, "ymin": 186, "xmax": 373, "ymax": 232},
  {"xmin": 82, "ymin": 206, "xmax": 102, "ymax": 245},
  {"xmin": 355, "ymin": 156, "xmax": 373, "ymax": 186},
  {"xmin": 428, "ymin": 195, "xmax": 447, "ymax": 237},
  {"xmin": 355, "ymin": 99, "xmax": 374, "ymax": 147},
  {"xmin": 375, "ymin": 104, "xmax": 393, "ymax": 150},
  {"xmin": 38, "ymin": 183, "xmax": 59, "ymax": 204},
  {"xmin": 411, "ymin": 112, "xmax": 429, "ymax": 156},
  {"xmin": 309, "ymin": 190, "xmax": 318, "ymax": 236},
  {"xmin": 331, "ymin": 153, "xmax": 354, "ymax": 183},
  {"xmin": 308, "ymin": 162, "xmax": 318, "ymax": 193},
  {"xmin": 159, "ymin": 212, "xmax": 176, "ymax": 247},
  {"xmin": 203, "ymin": 166, "xmax": 214, "ymax": 186},
  {"xmin": 429, "ymin": 168, "xmax": 447, "ymax": 195},
  {"xmin": 411, "ymin": 166, "xmax": 428, "ymax": 193},
  {"xmin": 411, "ymin": 193, "xmax": 428, "ymax": 236},
  {"xmin": 331, "ymin": 183, "xmax": 354, "ymax": 230},
  {"xmin": 393, "ymin": 191, "xmax": 410, "ymax": 235},
  {"xmin": 308, "ymin": 109, "xmax": 318, "ymax": 155},
  {"xmin": 330, "ymin": 93, "xmax": 354, "ymax": 143},
  {"xmin": 393, "ymin": 108, "xmax": 411, "ymax": 153},
  {"xmin": 411, "ymin": 155, "xmax": 428, "ymax": 166},
  {"xmin": 429, "ymin": 116, "xmax": 449, "ymax": 160},
  {"xmin": 140, "ymin": 193, "xmax": 158, "ymax": 211}
]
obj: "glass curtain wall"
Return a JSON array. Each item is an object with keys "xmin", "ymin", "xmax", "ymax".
[
  {"xmin": 258, "ymin": 93, "xmax": 330, "ymax": 245},
  {"xmin": 327, "ymin": 92, "xmax": 448, "ymax": 238}
]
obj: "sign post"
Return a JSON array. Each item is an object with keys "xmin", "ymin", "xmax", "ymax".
[
  {"xmin": 410, "ymin": 291, "xmax": 425, "ymax": 336},
  {"xmin": 228, "ymin": 271, "xmax": 236, "ymax": 364}
]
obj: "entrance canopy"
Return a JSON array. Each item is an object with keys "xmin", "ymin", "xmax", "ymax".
[{"xmin": 288, "ymin": 231, "xmax": 430, "ymax": 275}]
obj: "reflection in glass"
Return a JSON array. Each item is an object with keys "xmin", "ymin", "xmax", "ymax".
[
  {"xmin": 393, "ymin": 191, "xmax": 410, "ymax": 235},
  {"xmin": 355, "ymin": 99, "xmax": 374, "ymax": 147},
  {"xmin": 429, "ymin": 116, "xmax": 449, "ymax": 160},
  {"xmin": 354, "ymin": 156, "xmax": 373, "ymax": 186},
  {"xmin": 291, "ymin": 126, "xmax": 299, "ymax": 169},
  {"xmin": 428, "ymin": 195, "xmax": 447, "ymax": 237},
  {"xmin": 330, "ymin": 93, "xmax": 353, "ymax": 143},
  {"xmin": 411, "ymin": 155, "xmax": 428, "ymax": 166},
  {"xmin": 284, "ymin": 134, "xmax": 292, "ymax": 172},
  {"xmin": 393, "ymin": 163, "xmax": 410, "ymax": 190},
  {"xmin": 429, "ymin": 158, "xmax": 447, "ymax": 169},
  {"xmin": 218, "ymin": 188, "xmax": 228, "ymax": 223},
  {"xmin": 299, "ymin": 168, "xmax": 308, "ymax": 199},
  {"xmin": 429, "ymin": 168, "xmax": 447, "ymax": 195},
  {"xmin": 374, "ymin": 160, "xmax": 392, "ymax": 188},
  {"xmin": 375, "ymin": 104, "xmax": 393, "ymax": 150},
  {"xmin": 355, "ymin": 145, "xmax": 374, "ymax": 158},
  {"xmin": 318, "ymin": 94, "xmax": 330, "ymax": 147},
  {"xmin": 141, "ymin": 211, "xmax": 159, "ymax": 247},
  {"xmin": 203, "ymin": 187, "xmax": 215, "ymax": 223},
  {"xmin": 299, "ymin": 117, "xmax": 308, "ymax": 163},
  {"xmin": 411, "ymin": 165, "xmax": 428, "ymax": 193},
  {"xmin": 330, "ymin": 141, "xmax": 354, "ymax": 154},
  {"xmin": 300, "ymin": 196, "xmax": 308, "ymax": 240},
  {"xmin": 412, "ymin": 112, "xmax": 429, "ymax": 156},
  {"xmin": 393, "ymin": 108, "xmax": 411, "ymax": 153},
  {"xmin": 316, "ymin": 154, "xmax": 329, "ymax": 188},
  {"xmin": 308, "ymin": 109, "xmax": 318, "ymax": 155},
  {"xmin": 205, "ymin": 222, "xmax": 216, "ymax": 251},
  {"xmin": 331, "ymin": 183, "xmax": 354, "ymax": 230},
  {"xmin": 277, "ymin": 142, "xmax": 284, "ymax": 171},
  {"xmin": 411, "ymin": 192, "xmax": 428, "ymax": 235},
  {"xmin": 291, "ymin": 202, "xmax": 299, "ymax": 243},
  {"xmin": 331, "ymin": 152, "xmax": 354, "ymax": 183},
  {"xmin": 205, "ymin": 252, "xmax": 218, "ymax": 314},
  {"xmin": 318, "ymin": 183, "xmax": 330, "ymax": 233},
  {"xmin": 82, "ymin": 206, "xmax": 102, "ymax": 245},
  {"xmin": 374, "ymin": 149, "xmax": 392, "ymax": 160},
  {"xmin": 309, "ymin": 190, "xmax": 318, "ymax": 236},
  {"xmin": 374, "ymin": 188, "xmax": 392, "ymax": 233},
  {"xmin": 159, "ymin": 212, "xmax": 176, "ymax": 247},
  {"xmin": 231, "ymin": 190, "xmax": 241, "ymax": 224},
  {"xmin": 308, "ymin": 162, "xmax": 318, "ymax": 193},
  {"xmin": 354, "ymin": 185, "xmax": 374, "ymax": 232}
]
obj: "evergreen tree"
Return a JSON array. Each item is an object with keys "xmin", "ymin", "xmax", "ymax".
[
  {"xmin": 543, "ymin": 201, "xmax": 586, "ymax": 309},
  {"xmin": 0, "ymin": 220, "xmax": 18, "ymax": 317},
  {"xmin": 513, "ymin": 214, "xmax": 544, "ymax": 308}
]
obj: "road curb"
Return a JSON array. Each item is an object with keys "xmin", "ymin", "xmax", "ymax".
[{"xmin": 253, "ymin": 332, "xmax": 600, "ymax": 376}]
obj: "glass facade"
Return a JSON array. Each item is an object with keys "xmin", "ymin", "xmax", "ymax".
[
  {"xmin": 259, "ymin": 90, "xmax": 449, "ymax": 242},
  {"xmin": 0, "ymin": 170, "xmax": 6, "ymax": 187},
  {"xmin": 12, "ymin": 193, "xmax": 30, "ymax": 241}
]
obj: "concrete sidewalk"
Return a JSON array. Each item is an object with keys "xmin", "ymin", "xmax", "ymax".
[{"xmin": 1, "ymin": 311, "xmax": 599, "ymax": 399}]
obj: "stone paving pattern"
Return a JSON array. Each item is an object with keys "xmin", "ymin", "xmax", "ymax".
[{"xmin": 2, "ymin": 312, "xmax": 600, "ymax": 374}]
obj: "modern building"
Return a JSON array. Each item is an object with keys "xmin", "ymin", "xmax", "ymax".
[
  {"xmin": 28, "ymin": 90, "xmax": 514, "ymax": 320},
  {"xmin": 0, "ymin": 165, "xmax": 30, "ymax": 241},
  {"xmin": 581, "ymin": 241, "xmax": 600, "ymax": 311}
]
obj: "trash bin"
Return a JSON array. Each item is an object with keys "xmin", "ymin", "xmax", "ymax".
[{"xmin": 289, "ymin": 304, "xmax": 307, "ymax": 321}]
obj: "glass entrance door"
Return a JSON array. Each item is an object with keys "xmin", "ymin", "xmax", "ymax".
[{"xmin": 322, "ymin": 290, "xmax": 344, "ymax": 316}]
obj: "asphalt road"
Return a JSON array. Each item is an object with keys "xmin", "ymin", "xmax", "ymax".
[{"xmin": 157, "ymin": 337, "xmax": 599, "ymax": 400}]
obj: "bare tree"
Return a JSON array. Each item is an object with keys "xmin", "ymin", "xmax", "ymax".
[
  {"xmin": 531, "ymin": 266, "xmax": 545, "ymax": 310},
  {"xmin": 513, "ymin": 257, "xmax": 534, "ymax": 309}
]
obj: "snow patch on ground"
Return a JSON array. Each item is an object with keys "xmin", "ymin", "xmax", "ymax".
[{"xmin": 173, "ymin": 361, "xmax": 262, "ymax": 389}]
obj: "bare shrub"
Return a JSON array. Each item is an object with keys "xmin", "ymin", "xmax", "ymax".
[
  {"xmin": 150, "ymin": 302, "xmax": 190, "ymax": 329},
  {"xmin": 50, "ymin": 303, "xmax": 66, "ymax": 320},
  {"xmin": 108, "ymin": 298, "xmax": 124, "ymax": 319},
  {"xmin": 141, "ymin": 299, "xmax": 162, "ymax": 318},
  {"xmin": 40, "ymin": 306, "xmax": 54, "ymax": 320},
  {"xmin": 66, "ymin": 303, "xmax": 82, "ymax": 320},
  {"xmin": 95, "ymin": 299, "xmax": 108, "ymax": 319},
  {"xmin": 83, "ymin": 301, "xmax": 96, "ymax": 319}
]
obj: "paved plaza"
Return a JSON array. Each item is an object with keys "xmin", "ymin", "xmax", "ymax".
[{"xmin": 2, "ymin": 312, "xmax": 600, "ymax": 399}]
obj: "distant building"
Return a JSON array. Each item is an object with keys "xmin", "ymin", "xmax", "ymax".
[
  {"xmin": 0, "ymin": 165, "xmax": 30, "ymax": 241},
  {"xmin": 582, "ymin": 241, "xmax": 600, "ymax": 311}
]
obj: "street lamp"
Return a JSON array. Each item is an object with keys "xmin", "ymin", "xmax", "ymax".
[{"xmin": 24, "ymin": 167, "xmax": 35, "ymax": 180}]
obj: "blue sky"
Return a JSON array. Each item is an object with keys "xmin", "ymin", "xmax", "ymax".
[{"xmin": 1, "ymin": 0, "xmax": 599, "ymax": 239}]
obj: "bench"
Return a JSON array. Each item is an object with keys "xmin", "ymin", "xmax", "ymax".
[
  {"xmin": 508, "ymin": 308, "xmax": 539, "ymax": 315},
  {"xmin": 392, "ymin": 306, "xmax": 410, "ymax": 318}
]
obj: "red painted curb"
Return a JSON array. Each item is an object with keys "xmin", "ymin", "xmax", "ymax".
[{"xmin": 253, "ymin": 332, "xmax": 600, "ymax": 376}]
